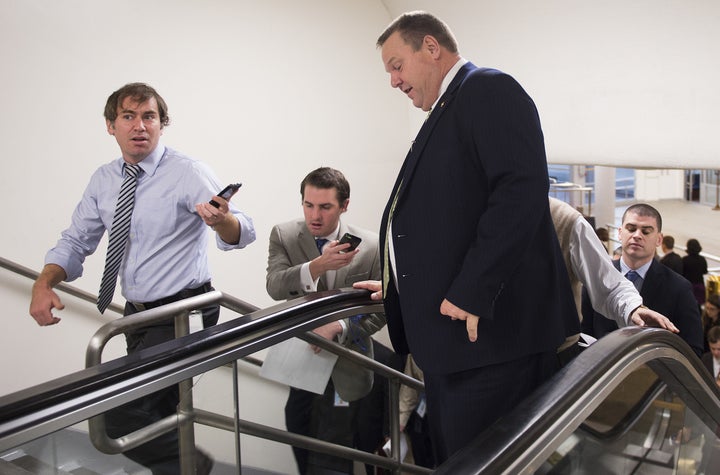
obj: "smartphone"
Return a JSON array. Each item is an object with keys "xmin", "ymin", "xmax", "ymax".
[
  {"xmin": 338, "ymin": 232, "xmax": 362, "ymax": 252},
  {"xmin": 209, "ymin": 183, "xmax": 242, "ymax": 208}
]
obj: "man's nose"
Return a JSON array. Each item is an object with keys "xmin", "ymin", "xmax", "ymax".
[
  {"xmin": 390, "ymin": 73, "xmax": 402, "ymax": 89},
  {"xmin": 133, "ymin": 118, "xmax": 146, "ymax": 130}
]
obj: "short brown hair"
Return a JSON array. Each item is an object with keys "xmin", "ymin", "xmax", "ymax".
[
  {"xmin": 104, "ymin": 83, "xmax": 170, "ymax": 128},
  {"xmin": 622, "ymin": 203, "xmax": 662, "ymax": 232},
  {"xmin": 377, "ymin": 11, "xmax": 458, "ymax": 53},
  {"xmin": 300, "ymin": 167, "xmax": 350, "ymax": 205},
  {"xmin": 707, "ymin": 324, "xmax": 720, "ymax": 344}
]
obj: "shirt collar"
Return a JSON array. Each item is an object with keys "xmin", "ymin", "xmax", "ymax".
[
  {"xmin": 619, "ymin": 258, "xmax": 652, "ymax": 279},
  {"xmin": 118, "ymin": 144, "xmax": 166, "ymax": 177},
  {"xmin": 431, "ymin": 57, "xmax": 468, "ymax": 111},
  {"xmin": 317, "ymin": 222, "xmax": 341, "ymax": 242}
]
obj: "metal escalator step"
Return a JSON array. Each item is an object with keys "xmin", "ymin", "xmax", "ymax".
[
  {"xmin": 0, "ymin": 458, "xmax": 35, "ymax": 475},
  {"xmin": 8, "ymin": 455, "xmax": 75, "ymax": 475}
]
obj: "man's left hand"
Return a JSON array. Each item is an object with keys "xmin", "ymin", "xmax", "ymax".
[
  {"xmin": 630, "ymin": 306, "xmax": 679, "ymax": 333},
  {"xmin": 440, "ymin": 299, "xmax": 480, "ymax": 342},
  {"xmin": 310, "ymin": 321, "xmax": 343, "ymax": 353}
]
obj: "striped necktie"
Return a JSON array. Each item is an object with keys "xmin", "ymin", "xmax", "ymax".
[{"xmin": 97, "ymin": 163, "xmax": 141, "ymax": 313}]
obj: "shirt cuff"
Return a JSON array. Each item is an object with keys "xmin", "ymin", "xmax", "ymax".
[
  {"xmin": 300, "ymin": 262, "xmax": 319, "ymax": 293},
  {"xmin": 337, "ymin": 319, "xmax": 349, "ymax": 344}
]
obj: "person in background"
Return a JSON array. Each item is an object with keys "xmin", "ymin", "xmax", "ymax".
[
  {"xmin": 549, "ymin": 197, "xmax": 677, "ymax": 365},
  {"xmin": 373, "ymin": 11, "xmax": 579, "ymax": 463},
  {"xmin": 703, "ymin": 325, "xmax": 720, "ymax": 383},
  {"xmin": 397, "ymin": 354, "xmax": 435, "ymax": 469},
  {"xmin": 265, "ymin": 167, "xmax": 385, "ymax": 474},
  {"xmin": 683, "ymin": 238, "xmax": 708, "ymax": 307},
  {"xmin": 582, "ymin": 203, "xmax": 703, "ymax": 357},
  {"xmin": 660, "ymin": 235, "xmax": 684, "ymax": 275},
  {"xmin": 612, "ymin": 246, "xmax": 623, "ymax": 261},
  {"xmin": 29, "ymin": 82, "xmax": 256, "ymax": 474},
  {"xmin": 702, "ymin": 294, "xmax": 720, "ymax": 353},
  {"xmin": 595, "ymin": 226, "xmax": 610, "ymax": 254}
]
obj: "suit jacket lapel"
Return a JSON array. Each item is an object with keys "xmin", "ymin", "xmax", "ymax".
[
  {"xmin": 640, "ymin": 259, "xmax": 662, "ymax": 302},
  {"xmin": 395, "ymin": 62, "xmax": 476, "ymax": 203}
]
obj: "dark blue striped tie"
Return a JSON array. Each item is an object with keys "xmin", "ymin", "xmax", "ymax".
[{"xmin": 97, "ymin": 164, "xmax": 141, "ymax": 313}]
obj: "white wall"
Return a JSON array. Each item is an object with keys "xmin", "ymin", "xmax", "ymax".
[
  {"xmin": 383, "ymin": 0, "xmax": 720, "ymax": 169},
  {"xmin": 0, "ymin": 0, "xmax": 407, "ymax": 472}
]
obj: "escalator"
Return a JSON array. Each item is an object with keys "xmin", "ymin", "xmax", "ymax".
[
  {"xmin": 1, "ymin": 288, "xmax": 719, "ymax": 474},
  {"xmin": 436, "ymin": 326, "xmax": 720, "ymax": 474}
]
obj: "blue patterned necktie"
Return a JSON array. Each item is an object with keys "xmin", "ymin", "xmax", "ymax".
[
  {"xmin": 626, "ymin": 270, "xmax": 643, "ymax": 291},
  {"xmin": 316, "ymin": 238, "xmax": 328, "ymax": 254},
  {"xmin": 97, "ymin": 163, "xmax": 141, "ymax": 313}
]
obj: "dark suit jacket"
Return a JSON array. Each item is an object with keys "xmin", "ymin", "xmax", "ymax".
[
  {"xmin": 379, "ymin": 63, "xmax": 578, "ymax": 375},
  {"xmin": 582, "ymin": 258, "xmax": 704, "ymax": 356},
  {"xmin": 660, "ymin": 251, "xmax": 683, "ymax": 275}
]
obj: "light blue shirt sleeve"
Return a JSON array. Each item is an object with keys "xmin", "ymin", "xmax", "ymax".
[{"xmin": 45, "ymin": 145, "xmax": 255, "ymax": 302}]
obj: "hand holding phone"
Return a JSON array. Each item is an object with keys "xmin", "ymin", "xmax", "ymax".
[
  {"xmin": 209, "ymin": 183, "xmax": 242, "ymax": 208},
  {"xmin": 338, "ymin": 232, "xmax": 362, "ymax": 252}
]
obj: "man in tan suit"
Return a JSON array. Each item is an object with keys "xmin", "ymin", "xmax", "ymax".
[{"xmin": 266, "ymin": 167, "xmax": 385, "ymax": 474}]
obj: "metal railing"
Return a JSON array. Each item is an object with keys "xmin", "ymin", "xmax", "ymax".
[{"xmin": 0, "ymin": 255, "xmax": 429, "ymax": 474}]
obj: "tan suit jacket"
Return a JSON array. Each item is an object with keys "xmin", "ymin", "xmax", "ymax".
[{"xmin": 266, "ymin": 219, "xmax": 385, "ymax": 400}]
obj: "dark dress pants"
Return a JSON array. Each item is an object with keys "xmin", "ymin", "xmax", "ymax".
[
  {"xmin": 423, "ymin": 350, "xmax": 559, "ymax": 464},
  {"xmin": 104, "ymin": 302, "xmax": 218, "ymax": 474}
]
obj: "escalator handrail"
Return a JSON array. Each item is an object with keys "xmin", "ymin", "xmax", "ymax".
[
  {"xmin": 0, "ymin": 288, "xmax": 384, "ymax": 450},
  {"xmin": 434, "ymin": 326, "xmax": 720, "ymax": 475}
]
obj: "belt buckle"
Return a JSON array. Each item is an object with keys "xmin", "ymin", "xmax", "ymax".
[{"xmin": 132, "ymin": 302, "xmax": 148, "ymax": 311}]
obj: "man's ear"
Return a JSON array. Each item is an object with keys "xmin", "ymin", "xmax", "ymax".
[
  {"xmin": 106, "ymin": 119, "xmax": 115, "ymax": 136},
  {"xmin": 340, "ymin": 199, "xmax": 349, "ymax": 213},
  {"xmin": 423, "ymin": 35, "xmax": 440, "ymax": 57}
]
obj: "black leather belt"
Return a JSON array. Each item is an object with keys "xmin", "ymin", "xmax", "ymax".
[{"xmin": 129, "ymin": 282, "xmax": 213, "ymax": 311}]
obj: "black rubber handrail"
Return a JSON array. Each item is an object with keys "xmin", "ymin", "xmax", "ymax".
[{"xmin": 0, "ymin": 288, "xmax": 381, "ymax": 449}]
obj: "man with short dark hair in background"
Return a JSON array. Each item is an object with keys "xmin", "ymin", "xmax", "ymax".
[
  {"xmin": 582, "ymin": 203, "xmax": 703, "ymax": 357},
  {"xmin": 660, "ymin": 234, "xmax": 684, "ymax": 275}
]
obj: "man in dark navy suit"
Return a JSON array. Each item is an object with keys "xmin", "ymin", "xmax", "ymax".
[
  {"xmin": 363, "ymin": 11, "xmax": 579, "ymax": 463},
  {"xmin": 582, "ymin": 203, "xmax": 703, "ymax": 357}
]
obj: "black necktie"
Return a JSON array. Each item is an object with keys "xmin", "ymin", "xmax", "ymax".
[
  {"xmin": 626, "ymin": 270, "xmax": 643, "ymax": 291},
  {"xmin": 97, "ymin": 163, "xmax": 141, "ymax": 313},
  {"xmin": 316, "ymin": 238, "xmax": 328, "ymax": 254}
]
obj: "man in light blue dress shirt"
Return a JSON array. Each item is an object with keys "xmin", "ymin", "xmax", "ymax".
[{"xmin": 29, "ymin": 83, "xmax": 255, "ymax": 474}]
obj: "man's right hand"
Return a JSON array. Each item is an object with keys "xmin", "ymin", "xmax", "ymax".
[
  {"xmin": 29, "ymin": 264, "xmax": 67, "ymax": 326},
  {"xmin": 309, "ymin": 240, "xmax": 359, "ymax": 281},
  {"xmin": 353, "ymin": 280, "xmax": 383, "ymax": 300},
  {"xmin": 30, "ymin": 285, "xmax": 64, "ymax": 326}
]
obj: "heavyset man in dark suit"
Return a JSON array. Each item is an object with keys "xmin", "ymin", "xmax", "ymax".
[
  {"xmin": 582, "ymin": 203, "xmax": 704, "ymax": 357},
  {"xmin": 367, "ymin": 11, "xmax": 579, "ymax": 463}
]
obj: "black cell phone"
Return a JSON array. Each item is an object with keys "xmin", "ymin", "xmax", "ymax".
[
  {"xmin": 209, "ymin": 183, "xmax": 242, "ymax": 208},
  {"xmin": 338, "ymin": 232, "xmax": 362, "ymax": 252}
]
